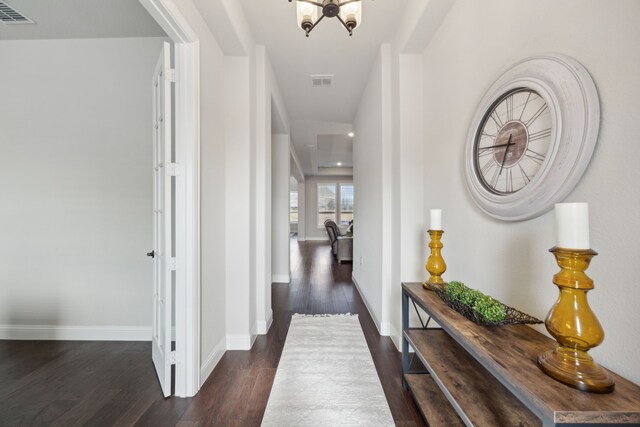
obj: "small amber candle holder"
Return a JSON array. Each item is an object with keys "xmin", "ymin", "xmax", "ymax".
[
  {"xmin": 423, "ymin": 230, "xmax": 447, "ymax": 290},
  {"xmin": 537, "ymin": 246, "xmax": 615, "ymax": 393}
]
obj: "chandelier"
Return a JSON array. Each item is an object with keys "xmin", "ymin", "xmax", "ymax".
[{"xmin": 289, "ymin": 0, "xmax": 363, "ymax": 37}]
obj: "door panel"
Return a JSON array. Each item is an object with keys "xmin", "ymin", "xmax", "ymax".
[{"xmin": 151, "ymin": 41, "xmax": 173, "ymax": 398}]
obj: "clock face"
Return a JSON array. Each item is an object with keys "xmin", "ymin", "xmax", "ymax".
[
  {"xmin": 474, "ymin": 89, "xmax": 552, "ymax": 195},
  {"xmin": 464, "ymin": 55, "xmax": 599, "ymax": 221}
]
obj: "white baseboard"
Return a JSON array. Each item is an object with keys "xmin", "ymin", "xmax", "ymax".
[
  {"xmin": 0, "ymin": 325, "xmax": 151, "ymax": 341},
  {"xmin": 256, "ymin": 311, "xmax": 273, "ymax": 335},
  {"xmin": 271, "ymin": 274, "xmax": 290, "ymax": 284},
  {"xmin": 351, "ymin": 274, "xmax": 389, "ymax": 337},
  {"xmin": 390, "ymin": 323, "xmax": 402, "ymax": 351},
  {"xmin": 226, "ymin": 334, "xmax": 253, "ymax": 350},
  {"xmin": 200, "ymin": 336, "xmax": 226, "ymax": 387},
  {"xmin": 304, "ymin": 236, "xmax": 329, "ymax": 241},
  {"xmin": 380, "ymin": 321, "xmax": 391, "ymax": 336}
]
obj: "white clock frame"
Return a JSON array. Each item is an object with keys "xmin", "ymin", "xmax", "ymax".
[{"xmin": 464, "ymin": 53, "xmax": 600, "ymax": 221}]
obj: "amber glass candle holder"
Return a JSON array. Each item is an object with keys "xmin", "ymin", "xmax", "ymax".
[
  {"xmin": 537, "ymin": 247, "xmax": 615, "ymax": 393},
  {"xmin": 423, "ymin": 230, "xmax": 447, "ymax": 290}
]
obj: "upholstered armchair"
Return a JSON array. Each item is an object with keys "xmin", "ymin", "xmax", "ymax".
[
  {"xmin": 324, "ymin": 219, "xmax": 340, "ymax": 255},
  {"xmin": 324, "ymin": 219, "xmax": 353, "ymax": 263}
]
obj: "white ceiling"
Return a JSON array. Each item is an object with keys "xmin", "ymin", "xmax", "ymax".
[
  {"xmin": 240, "ymin": 0, "xmax": 408, "ymax": 176},
  {"xmin": 0, "ymin": 0, "xmax": 166, "ymax": 40},
  {"xmin": 317, "ymin": 134, "xmax": 353, "ymax": 168},
  {"xmin": 290, "ymin": 119, "xmax": 353, "ymax": 175},
  {"xmin": 239, "ymin": 0, "xmax": 406, "ymax": 123}
]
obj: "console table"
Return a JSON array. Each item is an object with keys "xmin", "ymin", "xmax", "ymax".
[{"xmin": 401, "ymin": 282, "xmax": 640, "ymax": 426}]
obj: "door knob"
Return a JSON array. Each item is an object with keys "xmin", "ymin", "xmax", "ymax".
[{"xmin": 147, "ymin": 250, "xmax": 155, "ymax": 258}]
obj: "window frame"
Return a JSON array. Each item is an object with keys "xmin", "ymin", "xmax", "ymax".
[{"xmin": 316, "ymin": 181, "xmax": 354, "ymax": 228}]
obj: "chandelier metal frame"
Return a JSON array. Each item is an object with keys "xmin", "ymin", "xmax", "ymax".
[{"xmin": 288, "ymin": 0, "xmax": 362, "ymax": 37}]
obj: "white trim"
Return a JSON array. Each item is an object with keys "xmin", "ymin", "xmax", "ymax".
[
  {"xmin": 200, "ymin": 336, "xmax": 226, "ymax": 387},
  {"xmin": 380, "ymin": 44, "xmax": 394, "ymax": 344},
  {"xmin": 390, "ymin": 323, "xmax": 402, "ymax": 352},
  {"xmin": 257, "ymin": 310, "xmax": 274, "ymax": 335},
  {"xmin": 226, "ymin": 334, "xmax": 253, "ymax": 350},
  {"xmin": 174, "ymin": 41, "xmax": 201, "ymax": 399},
  {"xmin": 305, "ymin": 237, "xmax": 330, "ymax": 241},
  {"xmin": 0, "ymin": 325, "xmax": 151, "ymax": 341},
  {"xmin": 351, "ymin": 274, "xmax": 389, "ymax": 336},
  {"xmin": 139, "ymin": 0, "xmax": 197, "ymax": 43},
  {"xmin": 272, "ymin": 274, "xmax": 290, "ymax": 284},
  {"xmin": 255, "ymin": 46, "xmax": 269, "ymax": 358},
  {"xmin": 380, "ymin": 321, "xmax": 391, "ymax": 336},
  {"xmin": 140, "ymin": 0, "xmax": 200, "ymax": 398}
]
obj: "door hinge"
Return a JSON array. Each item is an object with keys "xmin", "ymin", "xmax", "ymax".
[
  {"xmin": 170, "ymin": 350, "xmax": 176, "ymax": 365},
  {"xmin": 169, "ymin": 257, "xmax": 177, "ymax": 271},
  {"xmin": 166, "ymin": 162, "xmax": 179, "ymax": 176},
  {"xmin": 168, "ymin": 68, "xmax": 176, "ymax": 83}
]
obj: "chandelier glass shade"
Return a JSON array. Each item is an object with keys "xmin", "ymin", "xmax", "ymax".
[{"xmin": 290, "ymin": 0, "xmax": 363, "ymax": 37}]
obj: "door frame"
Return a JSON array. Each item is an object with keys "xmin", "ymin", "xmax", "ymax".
[{"xmin": 139, "ymin": 0, "xmax": 200, "ymax": 398}]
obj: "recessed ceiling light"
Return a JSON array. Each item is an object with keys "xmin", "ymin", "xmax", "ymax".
[
  {"xmin": 348, "ymin": 132, "xmax": 354, "ymax": 137},
  {"xmin": 337, "ymin": 162, "xmax": 342, "ymax": 166}
]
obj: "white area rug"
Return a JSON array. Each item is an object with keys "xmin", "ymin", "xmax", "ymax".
[{"xmin": 261, "ymin": 314, "xmax": 395, "ymax": 426}]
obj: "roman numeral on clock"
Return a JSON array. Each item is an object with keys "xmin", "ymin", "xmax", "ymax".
[
  {"xmin": 525, "ymin": 148, "xmax": 546, "ymax": 165},
  {"xmin": 518, "ymin": 164, "xmax": 531, "ymax": 184},
  {"xmin": 529, "ymin": 127, "xmax": 551, "ymax": 142},
  {"xmin": 490, "ymin": 111, "xmax": 503, "ymax": 130},
  {"xmin": 525, "ymin": 104, "xmax": 548, "ymax": 127},
  {"xmin": 506, "ymin": 95, "xmax": 514, "ymax": 122},
  {"xmin": 505, "ymin": 168, "xmax": 514, "ymax": 193},
  {"xmin": 481, "ymin": 159, "xmax": 497, "ymax": 175}
]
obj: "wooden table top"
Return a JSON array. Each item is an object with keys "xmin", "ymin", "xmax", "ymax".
[{"xmin": 402, "ymin": 282, "xmax": 640, "ymax": 424}]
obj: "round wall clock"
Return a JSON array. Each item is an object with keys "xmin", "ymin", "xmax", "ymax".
[{"xmin": 464, "ymin": 54, "xmax": 600, "ymax": 221}]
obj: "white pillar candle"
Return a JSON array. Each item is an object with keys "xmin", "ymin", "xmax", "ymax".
[
  {"xmin": 555, "ymin": 203, "xmax": 590, "ymax": 249},
  {"xmin": 430, "ymin": 209, "xmax": 442, "ymax": 230}
]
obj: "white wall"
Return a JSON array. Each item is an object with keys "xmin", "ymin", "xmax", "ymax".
[
  {"xmin": 271, "ymin": 135, "xmax": 291, "ymax": 283},
  {"xmin": 223, "ymin": 55, "xmax": 253, "ymax": 350},
  {"xmin": 255, "ymin": 48, "xmax": 291, "ymax": 337},
  {"xmin": 352, "ymin": 44, "xmax": 427, "ymax": 344},
  {"xmin": 0, "ymin": 37, "xmax": 166, "ymax": 339},
  {"xmin": 169, "ymin": 0, "xmax": 230, "ymax": 384},
  {"xmin": 418, "ymin": 0, "xmax": 640, "ymax": 384},
  {"xmin": 352, "ymin": 48, "xmax": 386, "ymax": 332},
  {"xmin": 304, "ymin": 175, "xmax": 354, "ymax": 240},
  {"xmin": 388, "ymin": 52, "xmax": 426, "ymax": 345},
  {"xmin": 254, "ymin": 46, "xmax": 270, "ymax": 340},
  {"xmin": 197, "ymin": 6, "xmax": 292, "ymax": 352}
]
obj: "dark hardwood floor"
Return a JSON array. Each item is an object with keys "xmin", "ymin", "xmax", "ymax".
[{"xmin": 0, "ymin": 239, "xmax": 423, "ymax": 426}]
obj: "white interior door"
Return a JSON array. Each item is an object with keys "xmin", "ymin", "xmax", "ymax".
[{"xmin": 151, "ymin": 41, "xmax": 173, "ymax": 398}]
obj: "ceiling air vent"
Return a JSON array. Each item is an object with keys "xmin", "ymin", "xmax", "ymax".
[
  {"xmin": 0, "ymin": 1, "xmax": 34, "ymax": 24},
  {"xmin": 311, "ymin": 74, "xmax": 333, "ymax": 88}
]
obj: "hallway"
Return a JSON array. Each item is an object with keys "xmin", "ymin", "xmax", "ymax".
[
  {"xmin": 0, "ymin": 240, "xmax": 423, "ymax": 426},
  {"xmin": 189, "ymin": 239, "xmax": 424, "ymax": 426}
]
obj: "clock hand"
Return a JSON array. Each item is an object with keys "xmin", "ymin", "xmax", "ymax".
[
  {"xmin": 499, "ymin": 134, "xmax": 513, "ymax": 176},
  {"xmin": 478, "ymin": 142, "xmax": 516, "ymax": 150}
]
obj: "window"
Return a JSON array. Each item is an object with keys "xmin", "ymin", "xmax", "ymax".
[
  {"xmin": 340, "ymin": 184, "xmax": 354, "ymax": 225},
  {"xmin": 317, "ymin": 182, "xmax": 354, "ymax": 227},
  {"xmin": 290, "ymin": 190, "xmax": 298, "ymax": 223},
  {"xmin": 317, "ymin": 183, "xmax": 337, "ymax": 227}
]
